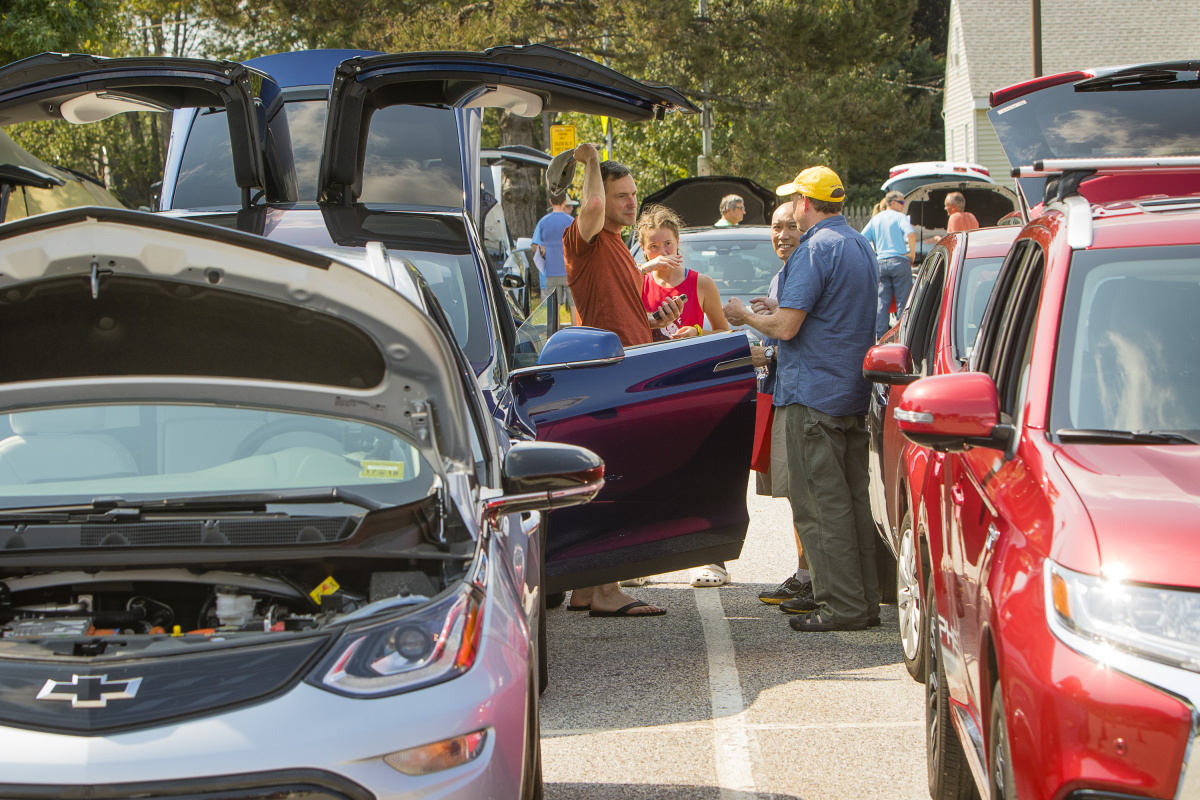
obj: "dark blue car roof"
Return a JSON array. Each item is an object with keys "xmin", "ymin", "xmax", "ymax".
[{"xmin": 244, "ymin": 49, "xmax": 379, "ymax": 88}]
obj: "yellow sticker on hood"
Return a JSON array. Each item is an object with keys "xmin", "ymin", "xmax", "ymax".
[
  {"xmin": 360, "ymin": 460, "xmax": 405, "ymax": 479},
  {"xmin": 309, "ymin": 576, "xmax": 341, "ymax": 605}
]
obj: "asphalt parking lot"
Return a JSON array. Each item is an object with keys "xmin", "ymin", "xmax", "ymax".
[{"xmin": 540, "ymin": 479, "xmax": 927, "ymax": 799}]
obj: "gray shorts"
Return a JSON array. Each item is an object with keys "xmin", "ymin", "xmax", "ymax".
[
  {"xmin": 755, "ymin": 407, "xmax": 789, "ymax": 497},
  {"xmin": 545, "ymin": 275, "xmax": 574, "ymax": 310}
]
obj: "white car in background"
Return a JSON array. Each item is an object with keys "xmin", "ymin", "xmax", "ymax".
[{"xmin": 881, "ymin": 160, "xmax": 994, "ymax": 195}]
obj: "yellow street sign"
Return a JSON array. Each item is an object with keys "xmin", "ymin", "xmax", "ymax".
[{"xmin": 550, "ymin": 124, "xmax": 576, "ymax": 156}]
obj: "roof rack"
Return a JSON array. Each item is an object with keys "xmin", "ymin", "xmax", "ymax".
[{"xmin": 1042, "ymin": 195, "xmax": 1094, "ymax": 250}]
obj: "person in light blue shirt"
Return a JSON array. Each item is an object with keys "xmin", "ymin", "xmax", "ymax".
[
  {"xmin": 531, "ymin": 190, "xmax": 575, "ymax": 312},
  {"xmin": 860, "ymin": 190, "xmax": 916, "ymax": 338}
]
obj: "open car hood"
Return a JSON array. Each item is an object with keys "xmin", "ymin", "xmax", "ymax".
[
  {"xmin": 988, "ymin": 61, "xmax": 1200, "ymax": 206},
  {"xmin": 317, "ymin": 44, "xmax": 698, "ymax": 205},
  {"xmin": 0, "ymin": 206, "xmax": 472, "ymax": 473},
  {"xmin": 0, "ymin": 53, "xmax": 296, "ymax": 204},
  {"xmin": 639, "ymin": 176, "xmax": 778, "ymax": 227}
]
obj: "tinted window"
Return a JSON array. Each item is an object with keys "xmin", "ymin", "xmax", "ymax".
[
  {"xmin": 284, "ymin": 99, "xmax": 328, "ymax": 200},
  {"xmin": 173, "ymin": 109, "xmax": 239, "ymax": 208},
  {"xmin": 360, "ymin": 106, "xmax": 464, "ymax": 207},
  {"xmin": 1051, "ymin": 246, "xmax": 1200, "ymax": 435},
  {"xmin": 952, "ymin": 256, "xmax": 1004, "ymax": 361},
  {"xmin": 392, "ymin": 249, "xmax": 490, "ymax": 367}
]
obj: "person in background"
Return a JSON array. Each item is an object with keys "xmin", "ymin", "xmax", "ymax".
[
  {"xmin": 634, "ymin": 202, "xmax": 733, "ymax": 587},
  {"xmin": 713, "ymin": 194, "xmax": 745, "ymax": 227},
  {"xmin": 945, "ymin": 191, "xmax": 979, "ymax": 232},
  {"xmin": 532, "ymin": 189, "xmax": 575, "ymax": 315},
  {"xmin": 752, "ymin": 202, "xmax": 814, "ymax": 607},
  {"xmin": 562, "ymin": 142, "xmax": 683, "ymax": 618},
  {"xmin": 860, "ymin": 190, "xmax": 916, "ymax": 339},
  {"xmin": 724, "ymin": 166, "xmax": 880, "ymax": 632}
]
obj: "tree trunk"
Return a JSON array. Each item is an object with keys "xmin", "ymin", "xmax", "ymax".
[{"xmin": 499, "ymin": 111, "xmax": 541, "ymax": 240}]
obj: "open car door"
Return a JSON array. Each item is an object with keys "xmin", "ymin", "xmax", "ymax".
[
  {"xmin": 317, "ymin": 44, "xmax": 699, "ymax": 222},
  {"xmin": 0, "ymin": 53, "xmax": 296, "ymax": 207},
  {"xmin": 510, "ymin": 327, "xmax": 756, "ymax": 592}
]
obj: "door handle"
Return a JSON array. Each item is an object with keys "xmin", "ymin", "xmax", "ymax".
[{"xmin": 951, "ymin": 485, "xmax": 965, "ymax": 506}]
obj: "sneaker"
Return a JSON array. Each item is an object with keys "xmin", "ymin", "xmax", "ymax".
[
  {"xmin": 789, "ymin": 609, "xmax": 869, "ymax": 632},
  {"xmin": 758, "ymin": 576, "xmax": 808, "ymax": 605}
]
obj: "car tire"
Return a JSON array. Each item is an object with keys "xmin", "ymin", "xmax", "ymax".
[
  {"xmin": 522, "ymin": 674, "xmax": 544, "ymax": 800},
  {"xmin": 989, "ymin": 681, "xmax": 1018, "ymax": 800},
  {"xmin": 876, "ymin": 538, "xmax": 898, "ymax": 604},
  {"xmin": 897, "ymin": 512, "xmax": 927, "ymax": 682},
  {"xmin": 926, "ymin": 572, "xmax": 978, "ymax": 800},
  {"xmin": 545, "ymin": 591, "xmax": 566, "ymax": 609},
  {"xmin": 537, "ymin": 586, "xmax": 549, "ymax": 695}
]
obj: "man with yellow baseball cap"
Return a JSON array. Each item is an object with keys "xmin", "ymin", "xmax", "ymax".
[
  {"xmin": 723, "ymin": 165, "xmax": 880, "ymax": 633},
  {"xmin": 774, "ymin": 165, "xmax": 846, "ymax": 203}
]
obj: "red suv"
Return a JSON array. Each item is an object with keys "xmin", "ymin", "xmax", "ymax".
[
  {"xmin": 891, "ymin": 62, "xmax": 1200, "ymax": 800},
  {"xmin": 865, "ymin": 225, "xmax": 1019, "ymax": 682}
]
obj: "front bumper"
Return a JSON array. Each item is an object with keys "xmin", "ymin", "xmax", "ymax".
[{"xmin": 0, "ymin": 587, "xmax": 532, "ymax": 800}]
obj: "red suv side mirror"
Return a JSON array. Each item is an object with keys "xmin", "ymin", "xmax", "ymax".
[
  {"xmin": 863, "ymin": 343, "xmax": 920, "ymax": 385},
  {"xmin": 895, "ymin": 372, "xmax": 1012, "ymax": 452}
]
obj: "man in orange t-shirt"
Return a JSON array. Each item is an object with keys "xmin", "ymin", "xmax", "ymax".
[
  {"xmin": 945, "ymin": 191, "xmax": 980, "ymax": 233},
  {"xmin": 560, "ymin": 142, "xmax": 683, "ymax": 617}
]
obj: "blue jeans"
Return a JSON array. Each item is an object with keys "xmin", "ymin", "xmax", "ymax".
[{"xmin": 876, "ymin": 256, "xmax": 913, "ymax": 339}]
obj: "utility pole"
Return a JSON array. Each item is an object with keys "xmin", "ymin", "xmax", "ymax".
[
  {"xmin": 603, "ymin": 31, "xmax": 614, "ymax": 160},
  {"xmin": 697, "ymin": 0, "xmax": 712, "ymax": 175},
  {"xmin": 1031, "ymin": 0, "xmax": 1043, "ymax": 77}
]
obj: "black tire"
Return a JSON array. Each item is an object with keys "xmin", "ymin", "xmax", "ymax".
[
  {"xmin": 521, "ymin": 675, "xmax": 544, "ymax": 800},
  {"xmin": 545, "ymin": 591, "xmax": 566, "ymax": 610},
  {"xmin": 897, "ymin": 512, "xmax": 927, "ymax": 682},
  {"xmin": 989, "ymin": 681, "xmax": 1018, "ymax": 800},
  {"xmin": 876, "ymin": 538, "xmax": 898, "ymax": 604},
  {"xmin": 537, "ymin": 586, "xmax": 549, "ymax": 695},
  {"xmin": 926, "ymin": 572, "xmax": 979, "ymax": 800}
]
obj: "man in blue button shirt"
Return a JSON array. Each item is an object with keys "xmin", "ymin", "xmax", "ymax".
[
  {"xmin": 860, "ymin": 190, "xmax": 916, "ymax": 338},
  {"xmin": 723, "ymin": 166, "xmax": 880, "ymax": 632}
]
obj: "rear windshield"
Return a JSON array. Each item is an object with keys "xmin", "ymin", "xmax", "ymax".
[{"xmin": 1051, "ymin": 246, "xmax": 1200, "ymax": 437}]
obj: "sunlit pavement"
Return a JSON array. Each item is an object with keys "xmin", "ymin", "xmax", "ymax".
[{"xmin": 540, "ymin": 479, "xmax": 927, "ymax": 799}]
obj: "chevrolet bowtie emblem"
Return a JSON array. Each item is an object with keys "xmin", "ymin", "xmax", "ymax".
[{"xmin": 36, "ymin": 675, "xmax": 142, "ymax": 708}]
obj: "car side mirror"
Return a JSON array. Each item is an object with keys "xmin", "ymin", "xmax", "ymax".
[
  {"xmin": 483, "ymin": 441, "xmax": 604, "ymax": 520},
  {"xmin": 502, "ymin": 273, "xmax": 525, "ymax": 289},
  {"xmin": 894, "ymin": 372, "xmax": 1013, "ymax": 452},
  {"xmin": 863, "ymin": 343, "xmax": 920, "ymax": 385},
  {"xmin": 536, "ymin": 327, "xmax": 625, "ymax": 369}
]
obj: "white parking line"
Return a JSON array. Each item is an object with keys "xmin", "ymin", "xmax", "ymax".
[{"xmin": 694, "ymin": 587, "xmax": 760, "ymax": 800}]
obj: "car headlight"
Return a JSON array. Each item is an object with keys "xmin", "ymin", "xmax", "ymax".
[
  {"xmin": 307, "ymin": 584, "xmax": 485, "ymax": 697},
  {"xmin": 1048, "ymin": 560, "xmax": 1200, "ymax": 673}
]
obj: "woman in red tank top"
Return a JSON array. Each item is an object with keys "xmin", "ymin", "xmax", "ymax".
[{"xmin": 635, "ymin": 204, "xmax": 730, "ymax": 339}]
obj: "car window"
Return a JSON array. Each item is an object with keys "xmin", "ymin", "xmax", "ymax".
[
  {"xmin": 172, "ymin": 108, "xmax": 239, "ymax": 208},
  {"xmin": 284, "ymin": 99, "xmax": 329, "ymax": 200},
  {"xmin": 901, "ymin": 252, "xmax": 945, "ymax": 375},
  {"xmin": 1051, "ymin": 246, "xmax": 1200, "ymax": 435},
  {"xmin": 952, "ymin": 256, "xmax": 1005, "ymax": 362},
  {"xmin": 678, "ymin": 236, "xmax": 777, "ymax": 301},
  {"xmin": 994, "ymin": 264, "xmax": 1043, "ymax": 420},
  {"xmin": 971, "ymin": 240, "xmax": 1034, "ymax": 374},
  {"xmin": 0, "ymin": 404, "xmax": 434, "ymax": 511},
  {"xmin": 360, "ymin": 105, "xmax": 464, "ymax": 207},
  {"xmin": 391, "ymin": 249, "xmax": 490, "ymax": 367}
]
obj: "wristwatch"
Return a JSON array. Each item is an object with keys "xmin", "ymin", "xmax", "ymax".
[{"xmin": 763, "ymin": 345, "xmax": 776, "ymax": 361}]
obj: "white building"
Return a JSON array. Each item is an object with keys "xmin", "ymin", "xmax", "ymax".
[{"xmin": 943, "ymin": 0, "xmax": 1200, "ymax": 190}]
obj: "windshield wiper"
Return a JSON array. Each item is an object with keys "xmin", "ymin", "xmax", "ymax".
[
  {"xmin": 1075, "ymin": 67, "xmax": 1200, "ymax": 92},
  {"xmin": 0, "ymin": 488, "xmax": 384, "ymax": 522},
  {"xmin": 1056, "ymin": 428, "xmax": 1200, "ymax": 445}
]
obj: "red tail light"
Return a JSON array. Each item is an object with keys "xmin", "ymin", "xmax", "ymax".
[
  {"xmin": 977, "ymin": 167, "xmax": 990, "ymax": 176},
  {"xmin": 890, "ymin": 167, "xmax": 909, "ymax": 178},
  {"xmin": 990, "ymin": 71, "xmax": 1093, "ymax": 108}
]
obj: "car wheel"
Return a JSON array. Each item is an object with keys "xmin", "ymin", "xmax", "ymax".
[
  {"xmin": 545, "ymin": 591, "xmax": 566, "ymax": 609},
  {"xmin": 522, "ymin": 675, "xmax": 544, "ymax": 800},
  {"xmin": 876, "ymin": 539, "xmax": 898, "ymax": 604},
  {"xmin": 926, "ymin": 572, "xmax": 978, "ymax": 800},
  {"xmin": 537, "ymin": 586, "xmax": 549, "ymax": 695},
  {"xmin": 897, "ymin": 512, "xmax": 926, "ymax": 682},
  {"xmin": 989, "ymin": 681, "xmax": 1018, "ymax": 800}
]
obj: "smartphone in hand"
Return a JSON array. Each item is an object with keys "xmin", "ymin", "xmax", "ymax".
[{"xmin": 652, "ymin": 293, "xmax": 688, "ymax": 322}]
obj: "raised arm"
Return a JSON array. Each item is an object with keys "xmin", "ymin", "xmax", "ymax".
[{"xmin": 574, "ymin": 143, "xmax": 605, "ymax": 243}]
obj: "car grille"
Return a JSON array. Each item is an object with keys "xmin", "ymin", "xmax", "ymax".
[
  {"xmin": 0, "ymin": 769, "xmax": 373, "ymax": 800},
  {"xmin": 81, "ymin": 516, "xmax": 355, "ymax": 547}
]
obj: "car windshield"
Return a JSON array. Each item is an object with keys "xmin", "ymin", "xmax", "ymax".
[
  {"xmin": 677, "ymin": 233, "xmax": 779, "ymax": 303},
  {"xmin": 953, "ymin": 256, "xmax": 1004, "ymax": 361},
  {"xmin": 0, "ymin": 404, "xmax": 433, "ymax": 509},
  {"xmin": 1051, "ymin": 246, "xmax": 1200, "ymax": 437}
]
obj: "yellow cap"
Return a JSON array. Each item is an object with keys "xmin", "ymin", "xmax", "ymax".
[{"xmin": 776, "ymin": 166, "xmax": 845, "ymax": 202}]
